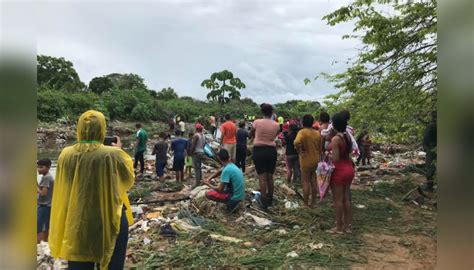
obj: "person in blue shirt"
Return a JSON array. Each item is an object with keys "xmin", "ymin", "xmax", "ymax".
[
  {"xmin": 170, "ymin": 129, "xmax": 188, "ymax": 182},
  {"xmin": 202, "ymin": 149, "xmax": 245, "ymax": 213}
]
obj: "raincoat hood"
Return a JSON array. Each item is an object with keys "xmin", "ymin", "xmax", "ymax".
[
  {"xmin": 49, "ymin": 110, "xmax": 135, "ymax": 269},
  {"xmin": 77, "ymin": 110, "xmax": 106, "ymax": 143}
]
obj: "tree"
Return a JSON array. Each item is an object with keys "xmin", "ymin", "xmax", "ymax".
[
  {"xmin": 201, "ymin": 70, "xmax": 246, "ymax": 104},
  {"xmin": 156, "ymin": 87, "xmax": 178, "ymax": 100},
  {"xmin": 37, "ymin": 55, "xmax": 86, "ymax": 92},
  {"xmin": 309, "ymin": 0, "xmax": 437, "ymax": 143},
  {"xmin": 105, "ymin": 73, "xmax": 148, "ymax": 90},
  {"xmin": 88, "ymin": 76, "xmax": 114, "ymax": 95}
]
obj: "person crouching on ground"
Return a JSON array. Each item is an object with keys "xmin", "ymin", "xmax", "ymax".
[
  {"xmin": 202, "ymin": 149, "xmax": 246, "ymax": 213},
  {"xmin": 37, "ymin": 158, "xmax": 54, "ymax": 244},
  {"xmin": 327, "ymin": 112, "xmax": 355, "ymax": 234}
]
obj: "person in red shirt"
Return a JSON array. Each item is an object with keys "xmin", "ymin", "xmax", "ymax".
[{"xmin": 220, "ymin": 114, "xmax": 237, "ymax": 162}]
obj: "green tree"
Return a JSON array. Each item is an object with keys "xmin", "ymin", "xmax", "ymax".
[
  {"xmin": 105, "ymin": 73, "xmax": 148, "ymax": 90},
  {"xmin": 201, "ymin": 70, "xmax": 246, "ymax": 104},
  {"xmin": 156, "ymin": 87, "xmax": 179, "ymax": 100},
  {"xmin": 311, "ymin": 0, "xmax": 437, "ymax": 143},
  {"xmin": 37, "ymin": 55, "xmax": 86, "ymax": 92},
  {"xmin": 88, "ymin": 76, "xmax": 114, "ymax": 95}
]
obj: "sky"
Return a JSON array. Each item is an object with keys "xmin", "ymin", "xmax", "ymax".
[{"xmin": 35, "ymin": 0, "xmax": 359, "ymax": 104}]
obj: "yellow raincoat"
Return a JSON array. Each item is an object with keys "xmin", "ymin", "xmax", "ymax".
[{"xmin": 49, "ymin": 110, "xmax": 135, "ymax": 269}]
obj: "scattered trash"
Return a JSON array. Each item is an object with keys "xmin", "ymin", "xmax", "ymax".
[
  {"xmin": 286, "ymin": 251, "xmax": 299, "ymax": 258},
  {"xmin": 245, "ymin": 213, "xmax": 273, "ymax": 227},
  {"xmin": 293, "ymin": 225, "xmax": 300, "ymax": 229},
  {"xmin": 355, "ymin": 204, "xmax": 366, "ymax": 209},
  {"xmin": 277, "ymin": 229, "xmax": 288, "ymax": 235},
  {"xmin": 284, "ymin": 199, "xmax": 299, "ymax": 209},
  {"xmin": 146, "ymin": 211, "xmax": 162, "ymax": 219},
  {"xmin": 308, "ymin": 242, "xmax": 324, "ymax": 250},
  {"xmin": 210, "ymin": 234, "xmax": 243, "ymax": 243},
  {"xmin": 160, "ymin": 222, "xmax": 177, "ymax": 237},
  {"xmin": 143, "ymin": 237, "xmax": 152, "ymax": 245}
]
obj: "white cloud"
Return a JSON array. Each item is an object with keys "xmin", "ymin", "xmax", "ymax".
[{"xmin": 35, "ymin": 0, "xmax": 359, "ymax": 104}]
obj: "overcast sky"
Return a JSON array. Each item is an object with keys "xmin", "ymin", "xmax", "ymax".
[{"xmin": 36, "ymin": 0, "xmax": 359, "ymax": 104}]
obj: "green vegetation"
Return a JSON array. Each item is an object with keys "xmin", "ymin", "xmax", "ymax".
[
  {"xmin": 307, "ymin": 0, "xmax": 437, "ymax": 143},
  {"xmin": 37, "ymin": 55, "xmax": 325, "ymax": 127}
]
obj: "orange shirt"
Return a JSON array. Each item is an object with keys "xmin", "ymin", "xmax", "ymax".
[
  {"xmin": 220, "ymin": 121, "xmax": 237, "ymax": 144},
  {"xmin": 294, "ymin": 127, "xmax": 322, "ymax": 170}
]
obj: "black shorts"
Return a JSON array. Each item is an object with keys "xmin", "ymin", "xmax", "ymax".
[
  {"xmin": 172, "ymin": 158, "xmax": 185, "ymax": 171},
  {"xmin": 252, "ymin": 146, "xmax": 277, "ymax": 174}
]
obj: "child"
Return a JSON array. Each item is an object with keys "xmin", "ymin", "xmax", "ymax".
[
  {"xmin": 185, "ymin": 132, "xmax": 194, "ymax": 179},
  {"xmin": 37, "ymin": 158, "xmax": 54, "ymax": 243},
  {"xmin": 170, "ymin": 130, "xmax": 188, "ymax": 182},
  {"xmin": 152, "ymin": 132, "xmax": 168, "ymax": 182}
]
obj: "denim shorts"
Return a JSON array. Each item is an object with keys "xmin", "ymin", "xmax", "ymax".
[{"xmin": 37, "ymin": 205, "xmax": 51, "ymax": 233}]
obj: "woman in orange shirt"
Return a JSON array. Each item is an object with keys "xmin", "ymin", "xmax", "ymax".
[{"xmin": 294, "ymin": 114, "xmax": 322, "ymax": 208}]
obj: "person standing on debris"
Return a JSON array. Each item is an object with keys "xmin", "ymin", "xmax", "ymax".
[
  {"xmin": 178, "ymin": 118, "xmax": 186, "ymax": 137},
  {"xmin": 191, "ymin": 124, "xmax": 206, "ymax": 187},
  {"xmin": 356, "ymin": 127, "xmax": 372, "ymax": 166},
  {"xmin": 37, "ymin": 158, "xmax": 54, "ymax": 244},
  {"xmin": 134, "ymin": 123, "xmax": 148, "ymax": 176},
  {"xmin": 321, "ymin": 111, "xmax": 359, "ymax": 157},
  {"xmin": 283, "ymin": 124, "xmax": 300, "ymax": 184},
  {"xmin": 171, "ymin": 130, "xmax": 188, "ymax": 182},
  {"xmin": 319, "ymin": 112, "xmax": 331, "ymax": 151},
  {"xmin": 168, "ymin": 118, "xmax": 175, "ymax": 132},
  {"xmin": 203, "ymin": 149, "xmax": 246, "ymax": 213},
  {"xmin": 250, "ymin": 103, "xmax": 280, "ymax": 210},
  {"xmin": 327, "ymin": 112, "xmax": 355, "ymax": 234},
  {"xmin": 220, "ymin": 114, "xmax": 237, "ymax": 162},
  {"xmin": 294, "ymin": 114, "xmax": 322, "ymax": 208},
  {"xmin": 185, "ymin": 132, "xmax": 194, "ymax": 180},
  {"xmin": 49, "ymin": 110, "xmax": 134, "ymax": 270},
  {"xmin": 210, "ymin": 114, "xmax": 217, "ymax": 138},
  {"xmin": 152, "ymin": 132, "xmax": 169, "ymax": 182},
  {"xmin": 236, "ymin": 121, "xmax": 249, "ymax": 173},
  {"xmin": 277, "ymin": 115, "xmax": 285, "ymax": 132},
  {"xmin": 421, "ymin": 111, "xmax": 437, "ymax": 192}
]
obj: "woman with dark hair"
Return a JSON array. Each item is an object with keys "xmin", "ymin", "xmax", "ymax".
[
  {"xmin": 283, "ymin": 124, "xmax": 300, "ymax": 184},
  {"xmin": 327, "ymin": 112, "xmax": 355, "ymax": 234},
  {"xmin": 294, "ymin": 114, "xmax": 322, "ymax": 208},
  {"xmin": 250, "ymin": 103, "xmax": 280, "ymax": 210}
]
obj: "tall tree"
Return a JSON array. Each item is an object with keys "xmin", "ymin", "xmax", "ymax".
[
  {"xmin": 309, "ymin": 0, "xmax": 437, "ymax": 142},
  {"xmin": 156, "ymin": 87, "xmax": 179, "ymax": 100},
  {"xmin": 37, "ymin": 55, "xmax": 86, "ymax": 92},
  {"xmin": 106, "ymin": 73, "xmax": 148, "ymax": 90},
  {"xmin": 88, "ymin": 76, "xmax": 114, "ymax": 95},
  {"xmin": 201, "ymin": 70, "xmax": 246, "ymax": 104}
]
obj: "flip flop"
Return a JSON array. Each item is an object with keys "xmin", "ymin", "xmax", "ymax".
[{"xmin": 326, "ymin": 227, "xmax": 344, "ymax": 235}]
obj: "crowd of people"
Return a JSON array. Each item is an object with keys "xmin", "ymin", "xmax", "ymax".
[{"xmin": 36, "ymin": 104, "xmax": 437, "ymax": 269}]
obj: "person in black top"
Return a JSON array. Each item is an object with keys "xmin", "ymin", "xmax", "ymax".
[
  {"xmin": 421, "ymin": 111, "xmax": 437, "ymax": 192},
  {"xmin": 283, "ymin": 124, "xmax": 300, "ymax": 183},
  {"xmin": 235, "ymin": 121, "xmax": 249, "ymax": 173}
]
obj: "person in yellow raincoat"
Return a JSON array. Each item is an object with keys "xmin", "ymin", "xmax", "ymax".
[{"xmin": 49, "ymin": 110, "xmax": 135, "ymax": 270}]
